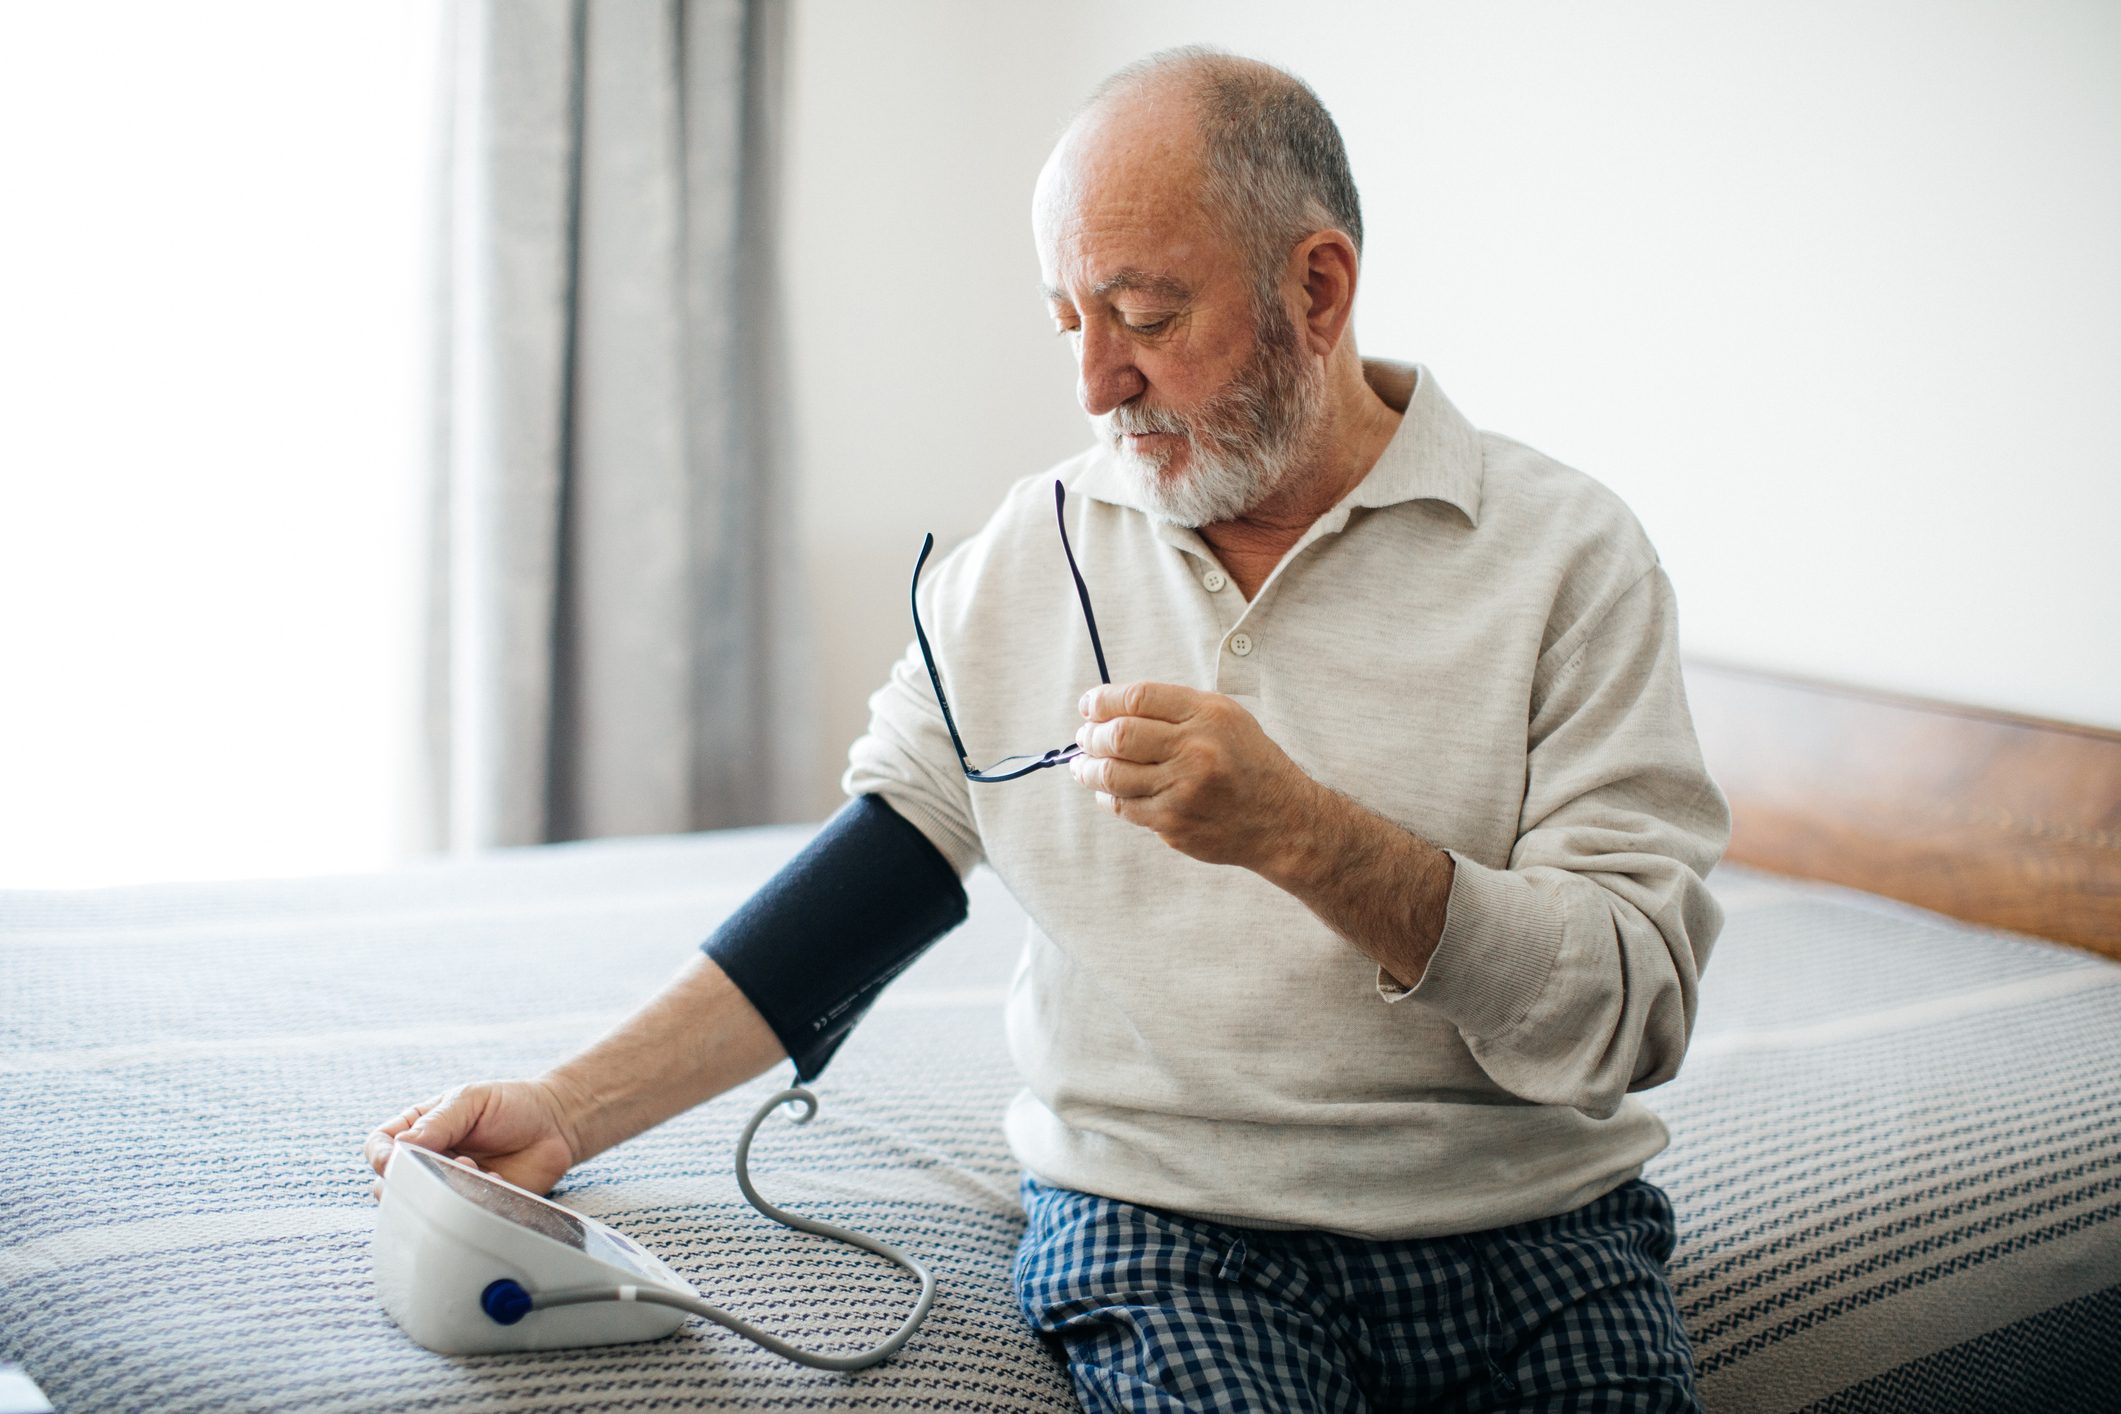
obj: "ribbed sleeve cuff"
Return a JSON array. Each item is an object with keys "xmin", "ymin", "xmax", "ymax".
[
  {"xmin": 865, "ymin": 787, "xmax": 982, "ymax": 879},
  {"xmin": 1375, "ymin": 852, "xmax": 1562, "ymax": 1040}
]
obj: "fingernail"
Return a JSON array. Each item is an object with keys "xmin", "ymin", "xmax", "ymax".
[{"xmin": 1079, "ymin": 692, "xmax": 1092, "ymax": 717}]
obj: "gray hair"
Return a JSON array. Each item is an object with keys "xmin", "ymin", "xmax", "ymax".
[{"xmin": 1085, "ymin": 47, "xmax": 1363, "ymax": 312}]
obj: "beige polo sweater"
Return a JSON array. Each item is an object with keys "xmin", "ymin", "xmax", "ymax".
[{"xmin": 846, "ymin": 360, "xmax": 1731, "ymax": 1239}]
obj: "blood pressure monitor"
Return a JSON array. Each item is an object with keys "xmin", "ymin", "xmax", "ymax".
[
  {"xmin": 372, "ymin": 1086, "xmax": 934, "ymax": 1368},
  {"xmin": 376, "ymin": 1137, "xmax": 693, "ymax": 1352}
]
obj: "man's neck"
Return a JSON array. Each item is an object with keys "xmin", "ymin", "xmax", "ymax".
[{"xmin": 1198, "ymin": 356, "xmax": 1403, "ymax": 600}]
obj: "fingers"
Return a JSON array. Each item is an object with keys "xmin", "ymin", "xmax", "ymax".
[
  {"xmin": 1069, "ymin": 753, "xmax": 1160, "ymax": 800},
  {"xmin": 364, "ymin": 1085, "xmax": 483, "ymax": 1179},
  {"xmin": 405, "ymin": 1085, "xmax": 482, "ymax": 1154},
  {"xmin": 1080, "ymin": 680, "xmax": 1201, "ymax": 725},
  {"xmin": 364, "ymin": 1097, "xmax": 438, "ymax": 1176},
  {"xmin": 1075, "ymin": 713, "xmax": 1181, "ymax": 763}
]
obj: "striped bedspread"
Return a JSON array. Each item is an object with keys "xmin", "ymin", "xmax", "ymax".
[{"xmin": 2, "ymin": 828, "xmax": 2116, "ymax": 1412}]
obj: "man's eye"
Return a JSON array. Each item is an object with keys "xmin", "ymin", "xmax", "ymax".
[{"xmin": 1125, "ymin": 317, "xmax": 1172, "ymax": 335}]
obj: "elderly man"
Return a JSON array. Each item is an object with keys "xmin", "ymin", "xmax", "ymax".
[{"xmin": 368, "ymin": 47, "xmax": 1728, "ymax": 1412}]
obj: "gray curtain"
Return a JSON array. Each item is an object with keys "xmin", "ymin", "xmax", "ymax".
[{"xmin": 419, "ymin": 0, "xmax": 812, "ymax": 852}]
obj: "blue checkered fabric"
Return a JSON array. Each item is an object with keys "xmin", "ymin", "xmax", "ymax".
[{"xmin": 1015, "ymin": 1174, "xmax": 1701, "ymax": 1413}]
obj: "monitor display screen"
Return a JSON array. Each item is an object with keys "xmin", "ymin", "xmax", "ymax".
[{"xmin": 401, "ymin": 1145, "xmax": 667, "ymax": 1280}]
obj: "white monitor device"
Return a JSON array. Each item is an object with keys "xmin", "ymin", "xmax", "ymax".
[
  {"xmin": 374, "ymin": 1140, "xmax": 692, "ymax": 1354},
  {"xmin": 370, "ymin": 1085, "xmax": 936, "ymax": 1369}
]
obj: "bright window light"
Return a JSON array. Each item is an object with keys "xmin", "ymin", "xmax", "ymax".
[{"xmin": 0, "ymin": 3, "xmax": 441, "ymax": 887}]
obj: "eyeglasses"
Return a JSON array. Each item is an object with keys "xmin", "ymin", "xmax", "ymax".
[{"xmin": 910, "ymin": 480, "xmax": 1111, "ymax": 783}]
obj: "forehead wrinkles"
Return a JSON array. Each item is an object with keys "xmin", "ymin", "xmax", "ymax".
[
  {"xmin": 1037, "ymin": 185, "xmax": 1224, "ymax": 308},
  {"xmin": 1042, "ymin": 268, "xmax": 1194, "ymax": 308}
]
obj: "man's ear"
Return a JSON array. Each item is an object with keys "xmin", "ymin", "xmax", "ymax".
[{"xmin": 1291, "ymin": 229, "xmax": 1359, "ymax": 357}]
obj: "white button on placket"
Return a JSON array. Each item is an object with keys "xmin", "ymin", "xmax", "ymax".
[
  {"xmin": 1229, "ymin": 633, "xmax": 1254, "ymax": 657},
  {"xmin": 1202, "ymin": 570, "xmax": 1227, "ymax": 593}
]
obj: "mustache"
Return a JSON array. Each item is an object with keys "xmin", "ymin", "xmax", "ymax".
[{"xmin": 1101, "ymin": 403, "xmax": 1190, "ymax": 440}]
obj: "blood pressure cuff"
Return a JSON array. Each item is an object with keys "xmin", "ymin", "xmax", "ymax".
[{"xmin": 700, "ymin": 794, "xmax": 968, "ymax": 1081}]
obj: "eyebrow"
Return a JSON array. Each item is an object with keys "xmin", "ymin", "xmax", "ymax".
[{"xmin": 1040, "ymin": 269, "xmax": 1194, "ymax": 305}]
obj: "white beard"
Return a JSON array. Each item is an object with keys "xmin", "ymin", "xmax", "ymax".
[
  {"xmin": 1096, "ymin": 310, "xmax": 1323, "ymax": 528},
  {"xmin": 1116, "ymin": 431, "xmax": 1286, "ymax": 528}
]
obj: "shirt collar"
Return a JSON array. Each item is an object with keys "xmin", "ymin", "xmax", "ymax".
[{"xmin": 1066, "ymin": 359, "xmax": 1484, "ymax": 529}]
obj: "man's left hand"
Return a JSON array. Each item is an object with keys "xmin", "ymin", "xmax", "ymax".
[{"xmin": 1070, "ymin": 681, "xmax": 1319, "ymax": 872}]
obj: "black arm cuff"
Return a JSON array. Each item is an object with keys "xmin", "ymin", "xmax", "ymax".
[{"xmin": 701, "ymin": 794, "xmax": 968, "ymax": 1082}]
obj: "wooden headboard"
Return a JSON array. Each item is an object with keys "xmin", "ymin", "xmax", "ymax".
[{"xmin": 1681, "ymin": 660, "xmax": 2121, "ymax": 963}]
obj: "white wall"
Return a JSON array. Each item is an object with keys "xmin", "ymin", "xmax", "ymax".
[{"xmin": 780, "ymin": 0, "xmax": 2121, "ymax": 815}]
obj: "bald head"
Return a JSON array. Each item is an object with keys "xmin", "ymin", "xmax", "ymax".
[{"xmin": 1055, "ymin": 48, "xmax": 1363, "ymax": 308}]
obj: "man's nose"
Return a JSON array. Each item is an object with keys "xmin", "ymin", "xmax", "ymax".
[{"xmin": 1075, "ymin": 321, "xmax": 1145, "ymax": 418}]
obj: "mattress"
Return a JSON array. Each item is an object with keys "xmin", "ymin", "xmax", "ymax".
[{"xmin": 2, "ymin": 827, "xmax": 2116, "ymax": 1412}]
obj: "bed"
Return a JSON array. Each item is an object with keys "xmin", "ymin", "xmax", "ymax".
[{"xmin": 2, "ymin": 663, "xmax": 2116, "ymax": 1412}]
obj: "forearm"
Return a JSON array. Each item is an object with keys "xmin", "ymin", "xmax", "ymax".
[
  {"xmin": 1261, "ymin": 779, "xmax": 1456, "ymax": 989},
  {"xmin": 538, "ymin": 953, "xmax": 786, "ymax": 1164}
]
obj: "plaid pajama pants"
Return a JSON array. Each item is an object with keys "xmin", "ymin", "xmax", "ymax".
[{"xmin": 1014, "ymin": 1174, "xmax": 1700, "ymax": 1413}]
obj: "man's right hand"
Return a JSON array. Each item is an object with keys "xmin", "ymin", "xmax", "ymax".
[
  {"xmin": 363, "ymin": 1078, "xmax": 581, "ymax": 1201},
  {"xmin": 358, "ymin": 954, "xmax": 787, "ymax": 1205}
]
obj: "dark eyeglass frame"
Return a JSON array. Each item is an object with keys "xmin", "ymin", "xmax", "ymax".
[{"xmin": 910, "ymin": 480, "xmax": 1111, "ymax": 783}]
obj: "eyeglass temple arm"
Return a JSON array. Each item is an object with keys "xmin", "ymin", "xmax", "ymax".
[
  {"xmin": 1053, "ymin": 481, "xmax": 1111, "ymax": 686},
  {"xmin": 908, "ymin": 533, "xmax": 979, "ymax": 774}
]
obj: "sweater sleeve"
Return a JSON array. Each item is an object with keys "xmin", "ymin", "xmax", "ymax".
[
  {"xmin": 841, "ymin": 634, "xmax": 985, "ymax": 879},
  {"xmin": 1385, "ymin": 564, "xmax": 1731, "ymax": 1117}
]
